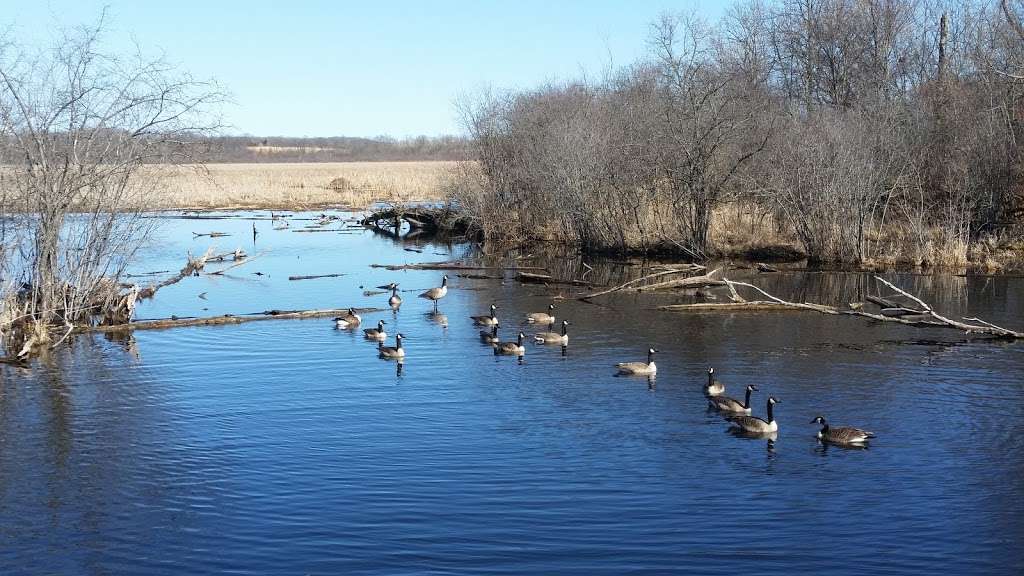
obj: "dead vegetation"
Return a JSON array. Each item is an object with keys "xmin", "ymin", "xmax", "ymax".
[{"xmin": 452, "ymin": 3, "xmax": 1024, "ymax": 271}]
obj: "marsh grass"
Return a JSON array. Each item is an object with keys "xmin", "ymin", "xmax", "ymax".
[{"xmin": 146, "ymin": 161, "xmax": 457, "ymax": 210}]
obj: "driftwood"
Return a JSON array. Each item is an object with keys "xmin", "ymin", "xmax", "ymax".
[
  {"xmin": 866, "ymin": 295, "xmax": 900, "ymax": 308},
  {"xmin": 517, "ymin": 272, "xmax": 593, "ymax": 286},
  {"xmin": 370, "ymin": 261, "xmax": 546, "ymax": 272},
  {"xmin": 207, "ymin": 252, "xmax": 263, "ymax": 276},
  {"xmin": 192, "ymin": 231, "xmax": 230, "ymax": 238},
  {"xmin": 660, "ymin": 276, "xmax": 1023, "ymax": 339},
  {"xmin": 577, "ymin": 265, "xmax": 709, "ymax": 300},
  {"xmin": 457, "ymin": 273, "xmax": 503, "ymax": 280},
  {"xmin": 288, "ymin": 273, "xmax": 346, "ymax": 281},
  {"xmin": 126, "ymin": 270, "xmax": 170, "ymax": 277},
  {"xmin": 86, "ymin": 307, "xmax": 385, "ymax": 333},
  {"xmin": 756, "ymin": 263, "xmax": 780, "ymax": 273},
  {"xmin": 138, "ymin": 248, "xmax": 213, "ymax": 299}
]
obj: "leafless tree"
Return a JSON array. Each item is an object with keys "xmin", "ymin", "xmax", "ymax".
[{"xmin": 0, "ymin": 16, "xmax": 223, "ymax": 355}]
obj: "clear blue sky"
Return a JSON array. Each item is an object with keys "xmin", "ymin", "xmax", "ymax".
[{"xmin": 1, "ymin": 1, "xmax": 728, "ymax": 137}]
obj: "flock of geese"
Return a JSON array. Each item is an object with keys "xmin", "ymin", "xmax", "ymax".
[{"xmin": 334, "ymin": 274, "xmax": 877, "ymax": 447}]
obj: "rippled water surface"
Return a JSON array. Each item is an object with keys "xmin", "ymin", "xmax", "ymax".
[{"xmin": 2, "ymin": 211, "xmax": 1023, "ymax": 575}]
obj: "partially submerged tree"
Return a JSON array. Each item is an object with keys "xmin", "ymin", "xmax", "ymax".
[{"xmin": 0, "ymin": 17, "xmax": 222, "ymax": 356}]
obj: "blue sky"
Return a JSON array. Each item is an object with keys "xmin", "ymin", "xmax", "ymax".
[{"xmin": 1, "ymin": 1, "xmax": 728, "ymax": 137}]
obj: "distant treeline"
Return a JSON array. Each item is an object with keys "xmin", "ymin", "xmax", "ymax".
[
  {"xmin": 454, "ymin": 0, "xmax": 1024, "ymax": 267},
  {"xmin": 198, "ymin": 135, "xmax": 470, "ymax": 163}
]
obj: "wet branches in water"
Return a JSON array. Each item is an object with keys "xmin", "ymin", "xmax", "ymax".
[{"xmin": 659, "ymin": 276, "xmax": 1023, "ymax": 339}]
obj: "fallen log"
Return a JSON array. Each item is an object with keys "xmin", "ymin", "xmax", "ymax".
[
  {"xmin": 288, "ymin": 273, "xmax": 346, "ymax": 281},
  {"xmin": 85, "ymin": 307, "xmax": 386, "ymax": 333},
  {"xmin": 880, "ymin": 306, "xmax": 926, "ymax": 317},
  {"xmin": 517, "ymin": 272, "xmax": 593, "ymax": 286},
  {"xmin": 577, "ymin": 265, "xmax": 711, "ymax": 300},
  {"xmin": 866, "ymin": 295, "xmax": 899, "ymax": 308},
  {"xmin": 207, "ymin": 252, "xmax": 264, "ymax": 276},
  {"xmin": 138, "ymin": 248, "xmax": 214, "ymax": 299},
  {"xmin": 660, "ymin": 276, "xmax": 1023, "ymax": 339},
  {"xmin": 370, "ymin": 261, "xmax": 546, "ymax": 271},
  {"xmin": 659, "ymin": 302, "xmax": 819, "ymax": 312},
  {"xmin": 192, "ymin": 231, "xmax": 230, "ymax": 238}
]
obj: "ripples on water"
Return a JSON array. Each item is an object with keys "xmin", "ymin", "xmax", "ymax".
[{"xmin": 2, "ymin": 211, "xmax": 1023, "ymax": 575}]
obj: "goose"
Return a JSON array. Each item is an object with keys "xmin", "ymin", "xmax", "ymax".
[
  {"xmin": 526, "ymin": 303, "xmax": 556, "ymax": 324},
  {"xmin": 363, "ymin": 319, "xmax": 387, "ymax": 341},
  {"xmin": 388, "ymin": 285, "xmax": 402, "ymax": 308},
  {"xmin": 480, "ymin": 324, "xmax": 500, "ymax": 344},
  {"xmin": 704, "ymin": 367, "xmax": 725, "ymax": 396},
  {"xmin": 616, "ymin": 348, "xmax": 657, "ymax": 376},
  {"xmin": 495, "ymin": 331, "xmax": 526, "ymax": 355},
  {"xmin": 378, "ymin": 333, "xmax": 405, "ymax": 358},
  {"xmin": 334, "ymin": 307, "xmax": 361, "ymax": 329},
  {"xmin": 708, "ymin": 384, "xmax": 758, "ymax": 414},
  {"xmin": 731, "ymin": 396, "xmax": 779, "ymax": 433},
  {"xmin": 534, "ymin": 320, "xmax": 569, "ymax": 344},
  {"xmin": 470, "ymin": 304, "xmax": 499, "ymax": 326},
  {"xmin": 810, "ymin": 416, "xmax": 875, "ymax": 445},
  {"xmin": 418, "ymin": 275, "xmax": 448, "ymax": 309}
]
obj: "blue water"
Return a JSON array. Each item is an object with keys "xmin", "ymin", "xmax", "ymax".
[{"xmin": 2, "ymin": 212, "xmax": 1023, "ymax": 574}]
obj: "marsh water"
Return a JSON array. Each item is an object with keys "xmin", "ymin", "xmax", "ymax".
[{"xmin": 2, "ymin": 211, "xmax": 1023, "ymax": 575}]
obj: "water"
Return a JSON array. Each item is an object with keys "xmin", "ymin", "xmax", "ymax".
[{"xmin": 2, "ymin": 211, "xmax": 1023, "ymax": 575}]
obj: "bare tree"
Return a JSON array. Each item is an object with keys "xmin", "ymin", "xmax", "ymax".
[{"xmin": 0, "ymin": 16, "xmax": 223, "ymax": 355}]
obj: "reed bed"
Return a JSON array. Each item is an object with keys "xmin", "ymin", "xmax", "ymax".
[{"xmin": 147, "ymin": 161, "xmax": 457, "ymax": 210}]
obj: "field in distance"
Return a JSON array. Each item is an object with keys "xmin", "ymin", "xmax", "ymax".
[{"xmin": 149, "ymin": 161, "xmax": 457, "ymax": 210}]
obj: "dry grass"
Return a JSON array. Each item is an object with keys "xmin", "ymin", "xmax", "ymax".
[{"xmin": 146, "ymin": 161, "xmax": 457, "ymax": 210}]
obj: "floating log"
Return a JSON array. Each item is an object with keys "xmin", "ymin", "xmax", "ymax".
[
  {"xmin": 457, "ymin": 273, "xmax": 503, "ymax": 280},
  {"xmin": 517, "ymin": 272, "xmax": 592, "ymax": 287},
  {"xmin": 288, "ymin": 273, "xmax": 346, "ymax": 281},
  {"xmin": 880, "ymin": 306, "xmax": 926, "ymax": 317},
  {"xmin": 370, "ymin": 261, "xmax": 546, "ymax": 272},
  {"xmin": 192, "ymin": 231, "xmax": 230, "ymax": 238},
  {"xmin": 659, "ymin": 302, "xmax": 819, "ymax": 312},
  {"xmin": 577, "ymin": 265, "xmax": 709, "ymax": 300},
  {"xmin": 866, "ymin": 295, "xmax": 899, "ymax": 308},
  {"xmin": 207, "ymin": 252, "xmax": 263, "ymax": 276},
  {"xmin": 85, "ymin": 307, "xmax": 386, "ymax": 333},
  {"xmin": 756, "ymin": 263, "xmax": 780, "ymax": 273}
]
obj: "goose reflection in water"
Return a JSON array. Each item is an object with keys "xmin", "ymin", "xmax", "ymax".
[{"xmin": 425, "ymin": 310, "xmax": 448, "ymax": 328}]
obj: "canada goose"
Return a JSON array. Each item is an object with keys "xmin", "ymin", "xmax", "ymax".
[
  {"xmin": 810, "ymin": 416, "xmax": 875, "ymax": 445},
  {"xmin": 708, "ymin": 384, "xmax": 758, "ymax": 414},
  {"xmin": 534, "ymin": 320, "xmax": 569, "ymax": 344},
  {"xmin": 378, "ymin": 333, "xmax": 405, "ymax": 358},
  {"xmin": 363, "ymin": 319, "xmax": 387, "ymax": 341},
  {"xmin": 334, "ymin": 307, "xmax": 361, "ymax": 329},
  {"xmin": 470, "ymin": 304, "xmax": 499, "ymax": 326},
  {"xmin": 418, "ymin": 275, "xmax": 448, "ymax": 309},
  {"xmin": 526, "ymin": 303, "xmax": 555, "ymax": 324},
  {"xmin": 495, "ymin": 331, "xmax": 526, "ymax": 355},
  {"xmin": 616, "ymin": 348, "xmax": 657, "ymax": 375},
  {"xmin": 480, "ymin": 324, "xmax": 500, "ymax": 344},
  {"xmin": 704, "ymin": 367, "xmax": 725, "ymax": 396},
  {"xmin": 388, "ymin": 285, "xmax": 402, "ymax": 308},
  {"xmin": 731, "ymin": 396, "xmax": 779, "ymax": 433}
]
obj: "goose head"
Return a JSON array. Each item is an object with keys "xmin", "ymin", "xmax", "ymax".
[{"xmin": 810, "ymin": 415, "xmax": 826, "ymax": 425}]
